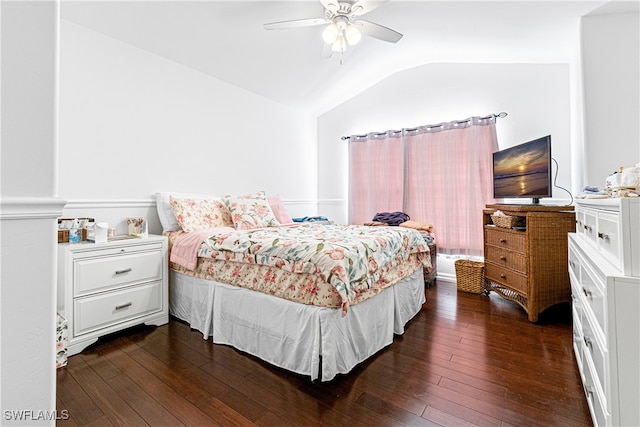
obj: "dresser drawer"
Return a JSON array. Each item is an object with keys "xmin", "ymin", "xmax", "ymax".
[
  {"xmin": 568, "ymin": 242, "xmax": 581, "ymax": 281},
  {"xmin": 572, "ymin": 295, "xmax": 584, "ymax": 372},
  {"xmin": 581, "ymin": 261, "xmax": 606, "ymax": 336},
  {"xmin": 485, "ymin": 228, "xmax": 526, "ymax": 253},
  {"xmin": 583, "ymin": 353, "xmax": 609, "ymax": 427},
  {"xmin": 73, "ymin": 280, "xmax": 163, "ymax": 336},
  {"xmin": 485, "ymin": 263, "xmax": 528, "ymax": 295},
  {"xmin": 581, "ymin": 208, "xmax": 598, "ymax": 247},
  {"xmin": 74, "ymin": 250, "xmax": 163, "ymax": 296},
  {"xmin": 575, "ymin": 209, "xmax": 585, "ymax": 238},
  {"xmin": 597, "ymin": 211, "xmax": 622, "ymax": 271},
  {"xmin": 582, "ymin": 310, "xmax": 608, "ymax": 399},
  {"xmin": 484, "ymin": 246, "xmax": 527, "ymax": 274}
]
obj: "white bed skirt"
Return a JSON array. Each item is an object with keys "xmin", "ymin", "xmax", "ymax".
[{"xmin": 169, "ymin": 267, "xmax": 425, "ymax": 381}]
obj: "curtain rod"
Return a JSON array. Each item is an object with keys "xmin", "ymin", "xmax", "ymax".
[{"xmin": 340, "ymin": 112, "xmax": 508, "ymax": 141}]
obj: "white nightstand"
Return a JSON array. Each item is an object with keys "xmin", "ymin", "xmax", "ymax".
[{"xmin": 57, "ymin": 234, "xmax": 169, "ymax": 356}]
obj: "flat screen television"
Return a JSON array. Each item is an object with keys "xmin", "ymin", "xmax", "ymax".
[{"xmin": 492, "ymin": 135, "xmax": 552, "ymax": 204}]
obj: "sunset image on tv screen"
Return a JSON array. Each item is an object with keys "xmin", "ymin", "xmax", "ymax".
[{"xmin": 493, "ymin": 138, "xmax": 550, "ymax": 198}]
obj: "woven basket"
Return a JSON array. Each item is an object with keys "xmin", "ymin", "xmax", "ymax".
[
  {"xmin": 491, "ymin": 214, "xmax": 517, "ymax": 229},
  {"xmin": 455, "ymin": 259, "xmax": 485, "ymax": 294}
]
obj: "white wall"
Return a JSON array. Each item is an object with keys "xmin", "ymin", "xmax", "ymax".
[
  {"xmin": 0, "ymin": 2, "xmax": 63, "ymax": 425},
  {"xmin": 59, "ymin": 20, "xmax": 319, "ymax": 229},
  {"xmin": 317, "ymin": 63, "xmax": 574, "ymax": 225},
  {"xmin": 581, "ymin": 8, "xmax": 640, "ymax": 187}
]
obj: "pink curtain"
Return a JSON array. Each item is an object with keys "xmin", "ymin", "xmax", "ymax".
[
  {"xmin": 349, "ymin": 132, "xmax": 404, "ymax": 225},
  {"xmin": 348, "ymin": 116, "xmax": 498, "ymax": 255}
]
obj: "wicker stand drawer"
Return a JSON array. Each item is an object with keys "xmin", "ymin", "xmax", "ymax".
[
  {"xmin": 485, "ymin": 228, "xmax": 526, "ymax": 253},
  {"xmin": 484, "ymin": 246, "xmax": 527, "ymax": 274},
  {"xmin": 485, "ymin": 263, "xmax": 528, "ymax": 295}
]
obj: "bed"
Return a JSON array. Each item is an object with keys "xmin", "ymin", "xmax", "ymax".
[{"xmin": 156, "ymin": 191, "xmax": 431, "ymax": 381}]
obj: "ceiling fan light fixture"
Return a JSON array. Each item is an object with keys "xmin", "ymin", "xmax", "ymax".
[
  {"xmin": 345, "ymin": 24, "xmax": 361, "ymax": 45},
  {"xmin": 264, "ymin": 0, "xmax": 403, "ymax": 60},
  {"xmin": 322, "ymin": 23, "xmax": 339, "ymax": 44},
  {"xmin": 331, "ymin": 33, "xmax": 346, "ymax": 52}
]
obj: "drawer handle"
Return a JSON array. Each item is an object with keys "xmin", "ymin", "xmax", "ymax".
[
  {"xmin": 597, "ymin": 232, "xmax": 609, "ymax": 241},
  {"xmin": 115, "ymin": 268, "xmax": 132, "ymax": 275},
  {"xmin": 583, "ymin": 225, "xmax": 592, "ymax": 232},
  {"xmin": 569, "ymin": 260, "xmax": 575, "ymax": 268},
  {"xmin": 499, "ymin": 239, "xmax": 506, "ymax": 244},
  {"xmin": 583, "ymin": 336, "xmax": 592, "ymax": 350},
  {"xmin": 584, "ymin": 385, "xmax": 594, "ymax": 399},
  {"xmin": 500, "ymin": 256, "xmax": 507, "ymax": 261},
  {"xmin": 583, "ymin": 287, "xmax": 592, "ymax": 298},
  {"xmin": 115, "ymin": 302, "xmax": 132, "ymax": 310},
  {"xmin": 500, "ymin": 274, "xmax": 506, "ymax": 279}
]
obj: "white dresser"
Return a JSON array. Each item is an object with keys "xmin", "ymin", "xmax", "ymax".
[
  {"xmin": 569, "ymin": 198, "xmax": 640, "ymax": 427},
  {"xmin": 57, "ymin": 235, "xmax": 169, "ymax": 356}
]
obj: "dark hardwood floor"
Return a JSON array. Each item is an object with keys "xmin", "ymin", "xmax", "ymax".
[{"xmin": 56, "ymin": 280, "xmax": 592, "ymax": 426}]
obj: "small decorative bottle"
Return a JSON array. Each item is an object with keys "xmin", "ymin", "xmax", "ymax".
[{"xmin": 69, "ymin": 219, "xmax": 82, "ymax": 243}]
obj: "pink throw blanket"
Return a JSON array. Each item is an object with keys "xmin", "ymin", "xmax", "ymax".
[{"xmin": 170, "ymin": 227, "xmax": 234, "ymax": 270}]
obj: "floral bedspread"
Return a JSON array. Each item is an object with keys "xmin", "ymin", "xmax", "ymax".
[
  {"xmin": 170, "ymin": 252, "xmax": 425, "ymax": 309},
  {"xmin": 198, "ymin": 224, "xmax": 430, "ymax": 312}
]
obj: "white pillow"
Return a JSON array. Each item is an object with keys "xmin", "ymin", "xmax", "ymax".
[{"xmin": 155, "ymin": 192, "xmax": 221, "ymax": 233}]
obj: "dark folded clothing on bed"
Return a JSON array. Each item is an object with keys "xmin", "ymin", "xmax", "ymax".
[{"xmin": 372, "ymin": 211, "xmax": 410, "ymax": 226}]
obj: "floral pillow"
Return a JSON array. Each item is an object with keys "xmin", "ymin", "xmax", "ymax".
[
  {"xmin": 225, "ymin": 191, "xmax": 280, "ymax": 230},
  {"xmin": 170, "ymin": 196, "xmax": 233, "ymax": 232}
]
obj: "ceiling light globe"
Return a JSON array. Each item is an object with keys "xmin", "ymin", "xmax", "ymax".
[
  {"xmin": 331, "ymin": 33, "xmax": 346, "ymax": 52},
  {"xmin": 322, "ymin": 24, "xmax": 339, "ymax": 44},
  {"xmin": 345, "ymin": 25, "xmax": 361, "ymax": 45}
]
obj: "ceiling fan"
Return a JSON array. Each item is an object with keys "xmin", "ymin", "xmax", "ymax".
[{"xmin": 263, "ymin": 0, "xmax": 402, "ymax": 56}]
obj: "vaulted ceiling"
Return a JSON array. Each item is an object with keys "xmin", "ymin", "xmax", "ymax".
[{"xmin": 61, "ymin": 1, "xmax": 632, "ymax": 115}]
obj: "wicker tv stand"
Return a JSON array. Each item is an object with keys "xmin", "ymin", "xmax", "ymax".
[{"xmin": 483, "ymin": 204, "xmax": 576, "ymax": 322}]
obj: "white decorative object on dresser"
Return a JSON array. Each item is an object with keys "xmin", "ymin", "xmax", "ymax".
[
  {"xmin": 57, "ymin": 235, "xmax": 169, "ymax": 356},
  {"xmin": 569, "ymin": 198, "xmax": 640, "ymax": 427}
]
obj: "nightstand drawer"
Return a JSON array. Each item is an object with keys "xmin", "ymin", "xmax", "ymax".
[
  {"xmin": 74, "ymin": 281, "xmax": 163, "ymax": 336},
  {"xmin": 71, "ymin": 241, "xmax": 163, "ymax": 259},
  {"xmin": 484, "ymin": 246, "xmax": 527, "ymax": 274},
  {"xmin": 485, "ymin": 229, "xmax": 526, "ymax": 254},
  {"xmin": 74, "ymin": 250, "xmax": 163, "ymax": 296},
  {"xmin": 485, "ymin": 263, "xmax": 528, "ymax": 295}
]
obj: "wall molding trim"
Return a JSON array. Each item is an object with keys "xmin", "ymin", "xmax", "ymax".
[
  {"xmin": 63, "ymin": 199, "xmax": 156, "ymax": 209},
  {"xmin": 62, "ymin": 198, "xmax": 340, "ymax": 209},
  {"xmin": 0, "ymin": 196, "xmax": 66, "ymax": 220},
  {"xmin": 317, "ymin": 199, "xmax": 346, "ymax": 205}
]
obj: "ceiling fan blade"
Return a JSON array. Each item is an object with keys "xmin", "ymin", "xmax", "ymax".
[
  {"xmin": 320, "ymin": 0, "xmax": 339, "ymax": 14},
  {"xmin": 358, "ymin": 20, "xmax": 403, "ymax": 43},
  {"xmin": 264, "ymin": 18, "xmax": 327, "ymax": 30},
  {"xmin": 350, "ymin": 0, "xmax": 389, "ymax": 16},
  {"xmin": 321, "ymin": 42, "xmax": 333, "ymax": 59}
]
